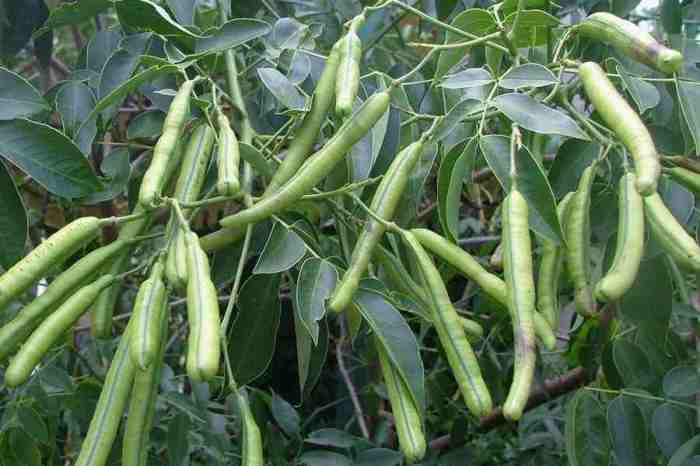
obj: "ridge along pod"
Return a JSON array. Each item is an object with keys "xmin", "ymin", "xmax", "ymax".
[
  {"xmin": 328, "ymin": 138, "xmax": 427, "ymax": 313},
  {"xmin": 138, "ymin": 79, "xmax": 195, "ymax": 208},
  {"xmin": 184, "ymin": 231, "xmax": 221, "ymax": 381},
  {"xmin": 219, "ymin": 90, "xmax": 390, "ymax": 230},
  {"xmin": 5, "ymin": 274, "xmax": 116, "ymax": 387},
  {"xmin": 576, "ymin": 12, "xmax": 683, "ymax": 74},
  {"xmin": 594, "ymin": 173, "xmax": 645, "ymax": 302},
  {"xmin": 578, "ymin": 62, "xmax": 660, "ymax": 195},
  {"xmin": 402, "ymin": 231, "xmax": 493, "ymax": 416},
  {"xmin": 0, "ymin": 216, "xmax": 103, "ymax": 312},
  {"xmin": 501, "ymin": 188, "xmax": 537, "ymax": 421}
]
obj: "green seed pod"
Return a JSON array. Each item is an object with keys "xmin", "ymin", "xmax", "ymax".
[
  {"xmin": 185, "ymin": 231, "xmax": 221, "ymax": 381},
  {"xmin": 139, "ymin": 79, "xmax": 195, "ymax": 208},
  {"xmin": 595, "ymin": 173, "xmax": 645, "ymax": 302},
  {"xmin": 335, "ymin": 29, "xmax": 363, "ymax": 118},
  {"xmin": 536, "ymin": 192, "xmax": 574, "ymax": 329},
  {"xmin": 75, "ymin": 320, "xmax": 138, "ymax": 466},
  {"xmin": 577, "ymin": 12, "xmax": 683, "ymax": 74},
  {"xmin": 220, "ymin": 90, "xmax": 390, "ymax": 230},
  {"xmin": 198, "ymin": 225, "xmax": 247, "ymax": 253},
  {"xmin": 5, "ymin": 275, "xmax": 115, "ymax": 387},
  {"xmin": 501, "ymin": 189, "xmax": 537, "ymax": 421},
  {"xmin": 216, "ymin": 112, "xmax": 241, "ymax": 197},
  {"xmin": 237, "ymin": 389, "xmax": 264, "ymax": 466},
  {"xmin": 645, "ymin": 192, "xmax": 700, "ymax": 271},
  {"xmin": 329, "ymin": 139, "xmax": 427, "ymax": 313},
  {"xmin": 375, "ymin": 339, "xmax": 426, "ymax": 463},
  {"xmin": 130, "ymin": 262, "xmax": 167, "ymax": 370},
  {"xmin": 565, "ymin": 164, "xmax": 597, "ymax": 317},
  {"xmin": 0, "ymin": 216, "xmax": 102, "ymax": 312},
  {"xmin": 664, "ymin": 166, "xmax": 700, "ymax": 195},
  {"xmin": 579, "ymin": 62, "xmax": 660, "ymax": 195},
  {"xmin": 0, "ymin": 239, "xmax": 129, "ymax": 362},
  {"xmin": 165, "ymin": 225, "xmax": 189, "ymax": 289}
]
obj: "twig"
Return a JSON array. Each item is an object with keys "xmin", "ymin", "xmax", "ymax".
[{"xmin": 336, "ymin": 318, "xmax": 371, "ymax": 439}]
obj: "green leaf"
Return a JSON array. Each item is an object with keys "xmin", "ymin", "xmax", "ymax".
[
  {"xmin": 254, "ymin": 221, "xmax": 306, "ymax": 274},
  {"xmin": 116, "ymin": 0, "xmax": 201, "ymax": 39},
  {"xmin": 439, "ymin": 68, "xmax": 493, "ymax": 90},
  {"xmin": 34, "ymin": 0, "xmax": 111, "ymax": 36},
  {"xmin": 653, "ymin": 403, "xmax": 693, "ymax": 459},
  {"xmin": 548, "ymin": 140, "xmax": 600, "ymax": 198},
  {"xmin": 239, "ymin": 142, "xmax": 274, "ymax": 180},
  {"xmin": 55, "ymin": 81, "xmax": 95, "ymax": 137},
  {"xmin": 192, "ymin": 19, "xmax": 271, "ymax": 57},
  {"xmin": 16, "ymin": 407, "xmax": 48, "ymax": 444},
  {"xmin": 352, "ymin": 288, "xmax": 425, "ymax": 413},
  {"xmin": 270, "ymin": 392, "xmax": 301, "ymax": 436},
  {"xmin": 300, "ymin": 450, "xmax": 353, "ymax": 466},
  {"xmin": 166, "ymin": 0, "xmax": 195, "ymax": 26},
  {"xmin": 85, "ymin": 30, "xmax": 122, "ymax": 72},
  {"xmin": 480, "ymin": 134, "xmax": 563, "ymax": 243},
  {"xmin": 670, "ymin": 435, "xmax": 700, "ymax": 466},
  {"xmin": 81, "ymin": 147, "xmax": 131, "ymax": 204},
  {"xmin": 661, "ymin": 0, "xmax": 682, "ymax": 34},
  {"xmin": 499, "ymin": 63, "xmax": 557, "ymax": 90},
  {"xmin": 8, "ymin": 429, "xmax": 41, "ymax": 466},
  {"xmin": 127, "ymin": 109, "xmax": 165, "ymax": 140},
  {"xmin": 305, "ymin": 429, "xmax": 361, "ymax": 448},
  {"xmin": 607, "ymin": 396, "xmax": 648, "ymax": 466},
  {"xmin": 616, "ymin": 64, "xmax": 660, "ymax": 114},
  {"xmin": 433, "ymin": 99, "xmax": 482, "ymax": 142},
  {"xmin": 676, "ymin": 80, "xmax": 700, "ymax": 154},
  {"xmin": 295, "ymin": 258, "xmax": 337, "ymax": 344},
  {"xmin": 437, "ymin": 138, "xmax": 477, "ymax": 242},
  {"xmin": 167, "ymin": 413, "xmax": 191, "ymax": 466},
  {"xmin": 228, "ymin": 274, "xmax": 281, "ymax": 385},
  {"xmin": 565, "ymin": 390, "xmax": 610, "ymax": 466},
  {"xmin": 0, "ymin": 161, "xmax": 27, "ymax": 269},
  {"xmin": 620, "ymin": 256, "xmax": 672, "ymax": 328},
  {"xmin": 0, "ymin": 67, "xmax": 49, "ymax": 120},
  {"xmin": 504, "ymin": 10, "xmax": 559, "ymax": 47},
  {"xmin": 663, "ymin": 366, "xmax": 700, "ymax": 398},
  {"xmin": 612, "ymin": 339, "xmax": 656, "ymax": 391},
  {"xmin": 0, "ymin": 119, "xmax": 102, "ymax": 198},
  {"xmin": 493, "ymin": 93, "xmax": 588, "ymax": 140},
  {"xmin": 294, "ymin": 313, "xmax": 328, "ymax": 400},
  {"xmin": 355, "ymin": 448, "xmax": 403, "ymax": 466},
  {"xmin": 436, "ymin": 9, "xmax": 496, "ymax": 78},
  {"xmin": 258, "ymin": 67, "xmax": 307, "ymax": 111}
]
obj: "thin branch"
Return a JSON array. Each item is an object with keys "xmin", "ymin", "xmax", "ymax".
[{"xmin": 336, "ymin": 319, "xmax": 371, "ymax": 439}]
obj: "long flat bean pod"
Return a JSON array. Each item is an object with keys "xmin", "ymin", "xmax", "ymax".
[
  {"xmin": 0, "ymin": 217, "xmax": 103, "ymax": 312},
  {"xmin": 645, "ymin": 192, "xmax": 700, "ymax": 271},
  {"xmin": 595, "ymin": 173, "xmax": 645, "ymax": 302},
  {"xmin": 5, "ymin": 275, "xmax": 115, "ymax": 387},
  {"xmin": 402, "ymin": 231, "xmax": 492, "ymax": 416},
  {"xmin": 139, "ymin": 79, "xmax": 195, "ymax": 208},
  {"xmin": 536, "ymin": 193, "xmax": 574, "ymax": 329},
  {"xmin": 220, "ymin": 90, "xmax": 391, "ymax": 230},
  {"xmin": 130, "ymin": 262, "xmax": 167, "ymax": 369},
  {"xmin": 329, "ymin": 138, "xmax": 427, "ymax": 313},
  {"xmin": 237, "ymin": 389, "xmax": 264, "ymax": 466},
  {"xmin": 185, "ymin": 231, "xmax": 221, "ymax": 381},
  {"xmin": 565, "ymin": 164, "xmax": 597, "ymax": 317},
  {"xmin": 501, "ymin": 189, "xmax": 537, "ymax": 421},
  {"xmin": 375, "ymin": 338, "xmax": 426, "ymax": 463},
  {"xmin": 0, "ymin": 239, "xmax": 129, "ymax": 362},
  {"xmin": 579, "ymin": 62, "xmax": 660, "ymax": 195},
  {"xmin": 75, "ymin": 320, "xmax": 138, "ymax": 466},
  {"xmin": 576, "ymin": 12, "xmax": 683, "ymax": 74}
]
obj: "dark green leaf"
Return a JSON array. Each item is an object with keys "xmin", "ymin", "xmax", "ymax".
[
  {"xmin": 271, "ymin": 392, "xmax": 300, "ymax": 436},
  {"xmin": 663, "ymin": 366, "xmax": 700, "ymax": 398},
  {"xmin": 34, "ymin": 0, "xmax": 111, "ymax": 34},
  {"xmin": 670, "ymin": 435, "xmax": 700, "ymax": 466},
  {"xmin": 436, "ymin": 9, "xmax": 496, "ymax": 78},
  {"xmin": 565, "ymin": 390, "xmax": 610, "ymax": 466},
  {"xmin": 355, "ymin": 448, "xmax": 403, "ymax": 466},
  {"xmin": 258, "ymin": 67, "xmax": 307, "ymax": 111},
  {"xmin": 548, "ymin": 140, "xmax": 600, "ymax": 198},
  {"xmin": 300, "ymin": 450, "xmax": 352, "ymax": 466},
  {"xmin": 607, "ymin": 396, "xmax": 648, "ymax": 466},
  {"xmin": 439, "ymin": 68, "xmax": 493, "ymax": 90},
  {"xmin": 612, "ymin": 339, "xmax": 656, "ymax": 391},
  {"xmin": 9, "ymin": 429, "xmax": 41, "ymax": 466},
  {"xmin": 239, "ymin": 142, "xmax": 274, "ymax": 179},
  {"xmin": 127, "ymin": 109, "xmax": 165, "ymax": 140},
  {"xmin": 661, "ymin": 0, "xmax": 682, "ymax": 34},
  {"xmin": 620, "ymin": 256, "xmax": 672, "ymax": 327},
  {"xmin": 0, "ymin": 161, "xmax": 27, "ymax": 269},
  {"xmin": 653, "ymin": 403, "xmax": 693, "ymax": 459},
  {"xmin": 295, "ymin": 258, "xmax": 337, "ymax": 344},
  {"xmin": 480, "ymin": 134, "xmax": 563, "ymax": 243},
  {"xmin": 81, "ymin": 148, "xmax": 131, "ymax": 204},
  {"xmin": 228, "ymin": 274, "xmax": 281, "ymax": 385},
  {"xmin": 116, "ymin": 0, "xmax": 201, "ymax": 39},
  {"xmin": 85, "ymin": 30, "xmax": 122, "ymax": 72},
  {"xmin": 500, "ymin": 63, "xmax": 557, "ymax": 89},
  {"xmin": 353, "ymin": 288, "xmax": 425, "ymax": 413},
  {"xmin": 0, "ymin": 119, "xmax": 102, "ymax": 198},
  {"xmin": 193, "ymin": 19, "xmax": 271, "ymax": 57},
  {"xmin": 433, "ymin": 99, "xmax": 482, "ymax": 142},
  {"xmin": 16, "ymin": 407, "xmax": 48, "ymax": 444},
  {"xmin": 295, "ymin": 317, "xmax": 328, "ymax": 400},
  {"xmin": 254, "ymin": 221, "xmax": 306, "ymax": 274},
  {"xmin": 437, "ymin": 138, "xmax": 476, "ymax": 242},
  {"xmin": 55, "ymin": 81, "xmax": 95, "ymax": 136},
  {"xmin": 493, "ymin": 93, "xmax": 588, "ymax": 139},
  {"xmin": 504, "ymin": 10, "xmax": 559, "ymax": 47},
  {"xmin": 616, "ymin": 64, "xmax": 660, "ymax": 114},
  {"xmin": 305, "ymin": 429, "xmax": 361, "ymax": 448},
  {"xmin": 166, "ymin": 0, "xmax": 195, "ymax": 26},
  {"xmin": 168, "ymin": 413, "xmax": 190, "ymax": 466},
  {"xmin": 0, "ymin": 67, "xmax": 49, "ymax": 120},
  {"xmin": 676, "ymin": 80, "xmax": 700, "ymax": 154}
]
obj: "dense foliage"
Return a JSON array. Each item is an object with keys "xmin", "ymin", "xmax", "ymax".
[{"xmin": 1, "ymin": 0, "xmax": 700, "ymax": 465}]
